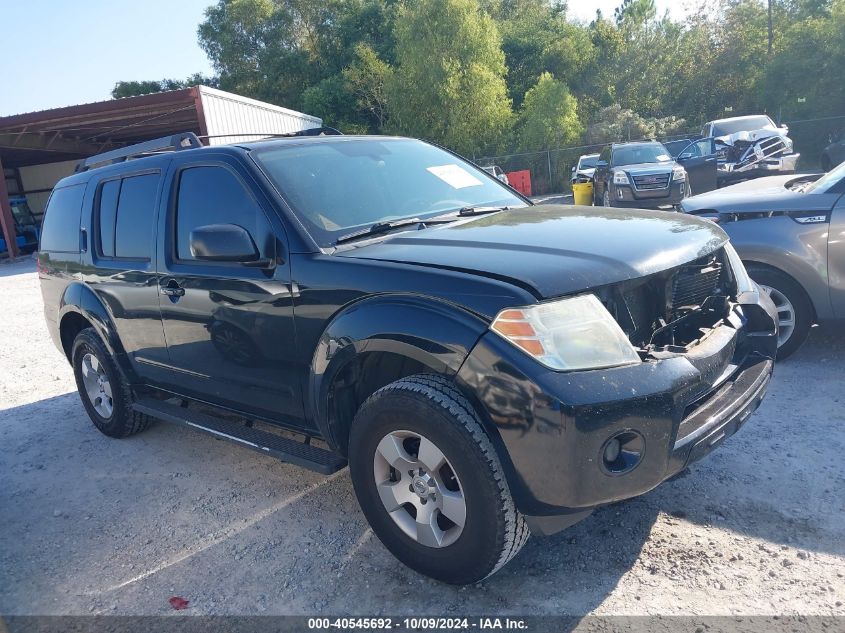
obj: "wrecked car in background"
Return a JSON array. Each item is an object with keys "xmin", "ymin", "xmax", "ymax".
[{"xmin": 700, "ymin": 115, "xmax": 800, "ymax": 186}]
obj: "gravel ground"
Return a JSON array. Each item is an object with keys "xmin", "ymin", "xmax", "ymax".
[{"xmin": 1, "ymin": 256, "xmax": 843, "ymax": 617}]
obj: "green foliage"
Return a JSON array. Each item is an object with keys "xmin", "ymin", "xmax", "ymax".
[
  {"xmin": 517, "ymin": 72, "xmax": 581, "ymax": 150},
  {"xmin": 586, "ymin": 104, "xmax": 687, "ymax": 144},
  {"xmin": 386, "ymin": 0, "xmax": 514, "ymax": 156},
  {"xmin": 111, "ymin": 0, "xmax": 844, "ymax": 165},
  {"xmin": 111, "ymin": 74, "xmax": 218, "ymax": 99},
  {"xmin": 342, "ymin": 44, "xmax": 392, "ymax": 130}
]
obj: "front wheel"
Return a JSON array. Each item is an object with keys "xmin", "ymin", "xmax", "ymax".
[
  {"xmin": 348, "ymin": 374, "xmax": 528, "ymax": 584},
  {"xmin": 747, "ymin": 266, "xmax": 813, "ymax": 360}
]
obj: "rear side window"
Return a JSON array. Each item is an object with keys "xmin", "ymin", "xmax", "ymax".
[
  {"xmin": 175, "ymin": 166, "xmax": 262, "ymax": 261},
  {"xmin": 98, "ymin": 180, "xmax": 120, "ymax": 257},
  {"xmin": 39, "ymin": 184, "xmax": 86, "ymax": 253},
  {"xmin": 96, "ymin": 173, "xmax": 159, "ymax": 260}
]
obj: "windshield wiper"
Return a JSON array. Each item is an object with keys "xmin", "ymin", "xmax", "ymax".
[
  {"xmin": 336, "ymin": 218, "xmax": 426, "ymax": 244},
  {"xmin": 457, "ymin": 205, "xmax": 511, "ymax": 216}
]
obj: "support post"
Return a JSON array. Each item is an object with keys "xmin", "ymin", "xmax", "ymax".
[{"xmin": 0, "ymin": 155, "xmax": 20, "ymax": 259}]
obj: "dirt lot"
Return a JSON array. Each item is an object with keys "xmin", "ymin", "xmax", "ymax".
[{"xmin": 1, "ymin": 256, "xmax": 843, "ymax": 617}]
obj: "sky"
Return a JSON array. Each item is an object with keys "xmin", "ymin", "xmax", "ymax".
[
  {"xmin": 0, "ymin": 0, "xmax": 214, "ymax": 116},
  {"xmin": 0, "ymin": 0, "xmax": 692, "ymax": 118}
]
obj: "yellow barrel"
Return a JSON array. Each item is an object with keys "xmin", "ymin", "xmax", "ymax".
[{"xmin": 571, "ymin": 181, "xmax": 593, "ymax": 206}]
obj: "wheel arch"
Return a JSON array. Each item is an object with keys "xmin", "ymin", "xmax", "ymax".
[
  {"xmin": 742, "ymin": 259, "xmax": 819, "ymax": 323},
  {"xmin": 57, "ymin": 282, "xmax": 131, "ymax": 372},
  {"xmin": 308, "ymin": 295, "xmax": 489, "ymax": 455}
]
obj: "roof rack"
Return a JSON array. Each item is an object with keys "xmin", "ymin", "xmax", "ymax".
[
  {"xmin": 75, "ymin": 132, "xmax": 202, "ymax": 173},
  {"xmin": 199, "ymin": 126, "xmax": 343, "ymax": 142}
]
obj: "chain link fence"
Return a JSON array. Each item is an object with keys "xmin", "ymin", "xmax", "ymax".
[{"xmin": 476, "ymin": 115, "xmax": 845, "ymax": 197}]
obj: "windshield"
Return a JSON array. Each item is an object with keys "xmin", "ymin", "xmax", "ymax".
[
  {"xmin": 578, "ymin": 155, "xmax": 599, "ymax": 169},
  {"xmin": 253, "ymin": 138, "xmax": 525, "ymax": 246},
  {"xmin": 611, "ymin": 144, "xmax": 672, "ymax": 167},
  {"xmin": 805, "ymin": 160, "xmax": 845, "ymax": 193},
  {"xmin": 712, "ymin": 116, "xmax": 776, "ymax": 136}
]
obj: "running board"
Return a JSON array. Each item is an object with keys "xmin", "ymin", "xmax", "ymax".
[{"xmin": 132, "ymin": 398, "xmax": 347, "ymax": 475}]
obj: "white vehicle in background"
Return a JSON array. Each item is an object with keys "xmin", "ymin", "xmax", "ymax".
[
  {"xmin": 699, "ymin": 114, "xmax": 800, "ymax": 186},
  {"xmin": 570, "ymin": 153, "xmax": 600, "ymax": 183},
  {"xmin": 482, "ymin": 164, "xmax": 509, "ymax": 185}
]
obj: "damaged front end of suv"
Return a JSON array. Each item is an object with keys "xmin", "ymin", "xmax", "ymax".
[{"xmin": 703, "ymin": 115, "xmax": 800, "ymax": 185}]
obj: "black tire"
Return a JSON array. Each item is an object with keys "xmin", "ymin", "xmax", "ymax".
[
  {"xmin": 348, "ymin": 374, "xmax": 528, "ymax": 584},
  {"xmin": 71, "ymin": 327, "xmax": 153, "ymax": 438},
  {"xmin": 746, "ymin": 265, "xmax": 813, "ymax": 360}
]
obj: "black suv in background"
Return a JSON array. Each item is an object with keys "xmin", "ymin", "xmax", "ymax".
[
  {"xmin": 38, "ymin": 131, "xmax": 778, "ymax": 584},
  {"xmin": 593, "ymin": 141, "xmax": 714, "ymax": 208}
]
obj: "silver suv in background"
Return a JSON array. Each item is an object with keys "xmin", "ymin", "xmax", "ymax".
[
  {"xmin": 700, "ymin": 115, "xmax": 800, "ymax": 186},
  {"xmin": 681, "ymin": 160, "xmax": 845, "ymax": 358},
  {"xmin": 481, "ymin": 164, "xmax": 509, "ymax": 185},
  {"xmin": 570, "ymin": 153, "xmax": 599, "ymax": 183}
]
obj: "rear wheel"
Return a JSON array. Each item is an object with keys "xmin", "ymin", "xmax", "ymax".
[
  {"xmin": 348, "ymin": 374, "xmax": 528, "ymax": 584},
  {"xmin": 72, "ymin": 328, "xmax": 152, "ymax": 437},
  {"xmin": 746, "ymin": 266, "xmax": 813, "ymax": 360}
]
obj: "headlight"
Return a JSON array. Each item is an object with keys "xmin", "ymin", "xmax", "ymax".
[
  {"xmin": 724, "ymin": 242, "xmax": 754, "ymax": 294},
  {"xmin": 672, "ymin": 167, "xmax": 686, "ymax": 181},
  {"xmin": 783, "ymin": 136, "xmax": 793, "ymax": 152},
  {"xmin": 612, "ymin": 171, "xmax": 630, "ymax": 185},
  {"xmin": 490, "ymin": 294, "xmax": 641, "ymax": 371}
]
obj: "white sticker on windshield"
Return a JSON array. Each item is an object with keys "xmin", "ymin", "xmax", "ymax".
[
  {"xmin": 656, "ymin": 154, "xmax": 671, "ymax": 161},
  {"xmin": 427, "ymin": 164, "xmax": 483, "ymax": 189}
]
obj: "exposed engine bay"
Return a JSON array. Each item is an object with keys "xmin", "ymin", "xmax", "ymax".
[{"xmin": 599, "ymin": 248, "xmax": 739, "ymax": 355}]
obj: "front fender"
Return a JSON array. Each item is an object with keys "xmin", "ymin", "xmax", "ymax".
[
  {"xmin": 724, "ymin": 216, "xmax": 831, "ymax": 319},
  {"xmin": 309, "ymin": 295, "xmax": 487, "ymax": 448}
]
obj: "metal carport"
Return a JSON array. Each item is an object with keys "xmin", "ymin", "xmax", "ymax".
[{"xmin": 0, "ymin": 86, "xmax": 320, "ymax": 258}]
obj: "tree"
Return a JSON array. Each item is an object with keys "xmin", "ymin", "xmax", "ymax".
[
  {"xmin": 517, "ymin": 72, "xmax": 581, "ymax": 150},
  {"xmin": 586, "ymin": 104, "xmax": 687, "ymax": 144},
  {"xmin": 111, "ymin": 74, "xmax": 218, "ymax": 99},
  {"xmin": 386, "ymin": 0, "xmax": 514, "ymax": 156},
  {"xmin": 342, "ymin": 44, "xmax": 392, "ymax": 130}
]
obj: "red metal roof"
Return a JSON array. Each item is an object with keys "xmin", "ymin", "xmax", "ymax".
[{"xmin": 0, "ymin": 88, "xmax": 202, "ymax": 167}]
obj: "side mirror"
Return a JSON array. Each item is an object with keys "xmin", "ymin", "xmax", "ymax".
[{"xmin": 190, "ymin": 223, "xmax": 260, "ymax": 263}]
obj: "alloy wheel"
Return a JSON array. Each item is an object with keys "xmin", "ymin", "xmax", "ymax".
[
  {"xmin": 758, "ymin": 284, "xmax": 796, "ymax": 348},
  {"xmin": 80, "ymin": 352, "xmax": 113, "ymax": 418},
  {"xmin": 373, "ymin": 430, "xmax": 466, "ymax": 548}
]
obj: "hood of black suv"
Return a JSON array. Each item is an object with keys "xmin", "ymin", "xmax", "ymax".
[
  {"xmin": 336, "ymin": 204, "xmax": 727, "ymax": 299},
  {"xmin": 616, "ymin": 162, "xmax": 676, "ymax": 174}
]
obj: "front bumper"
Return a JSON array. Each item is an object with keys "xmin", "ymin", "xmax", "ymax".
[
  {"xmin": 611, "ymin": 181, "xmax": 686, "ymax": 208},
  {"xmin": 455, "ymin": 289, "xmax": 777, "ymax": 534},
  {"xmin": 718, "ymin": 153, "xmax": 800, "ymax": 183}
]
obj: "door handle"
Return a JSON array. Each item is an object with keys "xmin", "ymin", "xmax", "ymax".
[{"xmin": 160, "ymin": 282, "xmax": 185, "ymax": 297}]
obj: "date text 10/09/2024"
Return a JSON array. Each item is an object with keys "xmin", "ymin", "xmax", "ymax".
[{"xmin": 307, "ymin": 618, "xmax": 529, "ymax": 630}]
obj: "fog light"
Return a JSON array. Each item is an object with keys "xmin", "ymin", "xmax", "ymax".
[{"xmin": 601, "ymin": 430, "xmax": 645, "ymax": 475}]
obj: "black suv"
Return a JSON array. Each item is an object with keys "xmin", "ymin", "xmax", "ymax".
[
  {"xmin": 38, "ymin": 131, "xmax": 778, "ymax": 584},
  {"xmin": 593, "ymin": 141, "xmax": 692, "ymax": 209}
]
